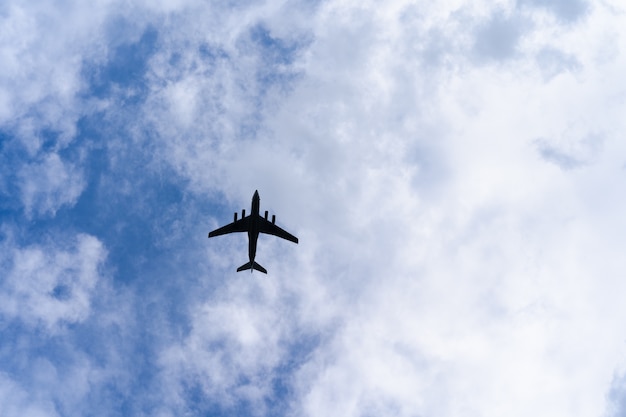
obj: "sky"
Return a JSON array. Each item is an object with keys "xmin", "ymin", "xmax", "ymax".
[{"xmin": 1, "ymin": 0, "xmax": 626, "ymax": 416}]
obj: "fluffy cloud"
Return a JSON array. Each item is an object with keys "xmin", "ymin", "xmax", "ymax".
[
  {"xmin": 0, "ymin": 1, "xmax": 111, "ymax": 147},
  {"xmin": 16, "ymin": 152, "xmax": 86, "ymax": 217},
  {"xmin": 0, "ymin": 233, "xmax": 107, "ymax": 330},
  {"xmin": 0, "ymin": 373, "xmax": 59, "ymax": 417}
]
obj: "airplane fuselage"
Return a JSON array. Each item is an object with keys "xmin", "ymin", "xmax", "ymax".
[{"xmin": 247, "ymin": 190, "xmax": 261, "ymax": 265}]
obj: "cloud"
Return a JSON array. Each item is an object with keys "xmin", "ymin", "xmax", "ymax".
[
  {"xmin": 17, "ymin": 152, "xmax": 86, "ymax": 217},
  {"xmin": 0, "ymin": 233, "xmax": 107, "ymax": 330},
  {"xmin": 518, "ymin": 0, "xmax": 590, "ymax": 23},
  {"xmin": 535, "ymin": 47, "xmax": 582, "ymax": 80},
  {"xmin": 0, "ymin": 372, "xmax": 59, "ymax": 417},
  {"xmin": 473, "ymin": 10, "xmax": 529, "ymax": 62},
  {"xmin": 159, "ymin": 279, "xmax": 290, "ymax": 414},
  {"xmin": 607, "ymin": 372, "xmax": 626, "ymax": 417},
  {"xmin": 0, "ymin": 1, "xmax": 111, "ymax": 148},
  {"xmin": 534, "ymin": 131, "xmax": 604, "ymax": 170}
]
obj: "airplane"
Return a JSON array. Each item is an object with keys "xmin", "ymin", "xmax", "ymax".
[{"xmin": 208, "ymin": 190, "xmax": 298, "ymax": 273}]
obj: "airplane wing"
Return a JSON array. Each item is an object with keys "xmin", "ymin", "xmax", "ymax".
[
  {"xmin": 258, "ymin": 215, "xmax": 299, "ymax": 243},
  {"xmin": 208, "ymin": 216, "xmax": 251, "ymax": 238}
]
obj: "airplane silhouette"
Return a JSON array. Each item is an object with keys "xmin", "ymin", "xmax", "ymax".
[{"xmin": 208, "ymin": 190, "xmax": 298, "ymax": 273}]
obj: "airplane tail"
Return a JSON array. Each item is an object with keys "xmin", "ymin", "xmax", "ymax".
[{"xmin": 236, "ymin": 261, "xmax": 267, "ymax": 274}]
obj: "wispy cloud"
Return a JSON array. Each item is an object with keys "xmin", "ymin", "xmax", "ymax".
[
  {"xmin": 17, "ymin": 153, "xmax": 86, "ymax": 217},
  {"xmin": 535, "ymin": 131, "xmax": 604, "ymax": 170}
]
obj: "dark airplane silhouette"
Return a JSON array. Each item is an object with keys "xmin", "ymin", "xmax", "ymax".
[{"xmin": 208, "ymin": 190, "xmax": 298, "ymax": 273}]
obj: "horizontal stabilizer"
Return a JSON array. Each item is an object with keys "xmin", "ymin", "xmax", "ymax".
[{"xmin": 236, "ymin": 261, "xmax": 267, "ymax": 274}]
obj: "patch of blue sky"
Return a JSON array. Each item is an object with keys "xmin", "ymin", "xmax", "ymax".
[
  {"xmin": 181, "ymin": 378, "xmax": 275, "ymax": 417},
  {"xmin": 0, "ymin": 123, "xmax": 60, "ymax": 156},
  {"xmin": 84, "ymin": 25, "xmax": 159, "ymax": 102},
  {"xmin": 0, "ymin": 136, "xmax": 22, "ymax": 214},
  {"xmin": 4, "ymin": 324, "xmax": 76, "ymax": 366},
  {"xmin": 178, "ymin": 373, "xmax": 295, "ymax": 417}
]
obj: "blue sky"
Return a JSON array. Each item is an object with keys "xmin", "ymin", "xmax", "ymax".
[{"xmin": 2, "ymin": 1, "xmax": 626, "ymax": 416}]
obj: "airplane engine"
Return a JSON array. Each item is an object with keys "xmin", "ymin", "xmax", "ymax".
[
  {"xmin": 242, "ymin": 209, "xmax": 246, "ymax": 218},
  {"xmin": 272, "ymin": 214, "xmax": 276, "ymax": 224},
  {"xmin": 264, "ymin": 210, "xmax": 268, "ymax": 220},
  {"xmin": 234, "ymin": 212, "xmax": 238, "ymax": 222}
]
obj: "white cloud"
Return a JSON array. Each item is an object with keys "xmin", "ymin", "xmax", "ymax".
[
  {"xmin": 0, "ymin": 233, "xmax": 107, "ymax": 331},
  {"xmin": 0, "ymin": 1, "xmax": 114, "ymax": 149},
  {"xmin": 0, "ymin": 373, "xmax": 59, "ymax": 417},
  {"xmin": 17, "ymin": 152, "xmax": 86, "ymax": 217},
  {"xmin": 158, "ymin": 274, "xmax": 309, "ymax": 415}
]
